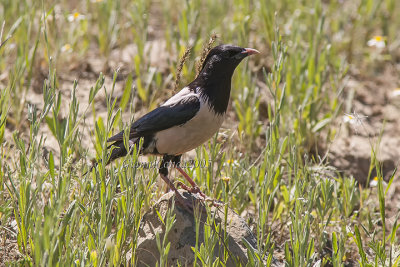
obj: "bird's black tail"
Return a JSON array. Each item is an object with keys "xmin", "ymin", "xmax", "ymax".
[
  {"xmin": 84, "ymin": 139, "xmax": 136, "ymax": 175},
  {"xmin": 106, "ymin": 140, "xmax": 129, "ymax": 164}
]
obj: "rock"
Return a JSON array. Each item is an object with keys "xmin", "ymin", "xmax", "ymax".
[{"xmin": 132, "ymin": 190, "xmax": 275, "ymax": 266}]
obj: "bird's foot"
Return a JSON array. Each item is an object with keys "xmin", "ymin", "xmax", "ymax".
[
  {"xmin": 176, "ymin": 181, "xmax": 223, "ymax": 207},
  {"xmin": 176, "ymin": 181, "xmax": 206, "ymax": 198},
  {"xmin": 173, "ymin": 191, "xmax": 194, "ymax": 213},
  {"xmin": 160, "ymin": 174, "xmax": 193, "ymax": 213},
  {"xmin": 205, "ymin": 198, "xmax": 224, "ymax": 207}
]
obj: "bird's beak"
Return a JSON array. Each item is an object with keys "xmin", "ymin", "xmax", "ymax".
[{"xmin": 242, "ymin": 48, "xmax": 260, "ymax": 56}]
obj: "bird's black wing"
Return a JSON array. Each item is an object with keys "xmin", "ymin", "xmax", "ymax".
[{"xmin": 107, "ymin": 95, "xmax": 200, "ymax": 142}]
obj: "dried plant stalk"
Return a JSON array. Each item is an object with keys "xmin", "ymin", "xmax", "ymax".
[
  {"xmin": 174, "ymin": 46, "xmax": 192, "ymax": 92},
  {"xmin": 196, "ymin": 33, "xmax": 218, "ymax": 76}
]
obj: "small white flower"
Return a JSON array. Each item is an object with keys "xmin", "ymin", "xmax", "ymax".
[
  {"xmin": 367, "ymin": 36, "xmax": 386, "ymax": 49},
  {"xmin": 343, "ymin": 112, "xmax": 367, "ymax": 126},
  {"xmin": 369, "ymin": 176, "xmax": 378, "ymax": 187},
  {"xmin": 8, "ymin": 43, "xmax": 16, "ymax": 50},
  {"xmin": 67, "ymin": 12, "xmax": 85, "ymax": 22},
  {"xmin": 390, "ymin": 88, "xmax": 400, "ymax": 98},
  {"xmin": 61, "ymin": 43, "xmax": 73, "ymax": 53},
  {"xmin": 370, "ymin": 176, "xmax": 387, "ymax": 187},
  {"xmin": 343, "ymin": 114, "xmax": 355, "ymax": 124}
]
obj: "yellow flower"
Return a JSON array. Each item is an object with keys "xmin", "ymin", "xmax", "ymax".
[
  {"xmin": 90, "ymin": 250, "xmax": 97, "ymax": 260},
  {"xmin": 310, "ymin": 210, "xmax": 317, "ymax": 218},
  {"xmin": 225, "ymin": 159, "xmax": 239, "ymax": 167},
  {"xmin": 221, "ymin": 177, "xmax": 231, "ymax": 183},
  {"xmin": 68, "ymin": 12, "xmax": 85, "ymax": 22},
  {"xmin": 367, "ymin": 35, "xmax": 386, "ymax": 48}
]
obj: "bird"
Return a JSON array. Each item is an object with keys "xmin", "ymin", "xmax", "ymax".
[{"xmin": 105, "ymin": 44, "xmax": 259, "ymax": 208}]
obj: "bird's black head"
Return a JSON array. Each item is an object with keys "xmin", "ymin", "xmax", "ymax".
[
  {"xmin": 200, "ymin": 44, "xmax": 259, "ymax": 75},
  {"xmin": 192, "ymin": 44, "xmax": 259, "ymax": 115}
]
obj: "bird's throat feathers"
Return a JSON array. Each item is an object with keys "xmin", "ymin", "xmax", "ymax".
[
  {"xmin": 199, "ymin": 81, "xmax": 231, "ymax": 115},
  {"xmin": 190, "ymin": 69, "xmax": 234, "ymax": 115}
]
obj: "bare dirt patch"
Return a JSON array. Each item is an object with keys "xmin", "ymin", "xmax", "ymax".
[
  {"xmin": 328, "ymin": 64, "xmax": 400, "ymax": 182},
  {"xmin": 328, "ymin": 63, "xmax": 400, "ymax": 223}
]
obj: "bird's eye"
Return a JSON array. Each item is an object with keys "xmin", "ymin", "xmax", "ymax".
[
  {"xmin": 222, "ymin": 50, "xmax": 238, "ymax": 58},
  {"xmin": 221, "ymin": 51, "xmax": 230, "ymax": 58}
]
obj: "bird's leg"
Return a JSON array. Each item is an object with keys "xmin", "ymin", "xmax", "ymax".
[
  {"xmin": 159, "ymin": 174, "xmax": 193, "ymax": 212},
  {"xmin": 160, "ymin": 155, "xmax": 175, "ymax": 193},
  {"xmin": 171, "ymin": 156, "xmax": 206, "ymax": 197},
  {"xmin": 159, "ymin": 156, "xmax": 193, "ymax": 212},
  {"xmin": 175, "ymin": 166, "xmax": 206, "ymax": 199},
  {"xmin": 175, "ymin": 166, "xmax": 197, "ymax": 188},
  {"xmin": 172, "ymin": 156, "xmax": 223, "ymax": 206}
]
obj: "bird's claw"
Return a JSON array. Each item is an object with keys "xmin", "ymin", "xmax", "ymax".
[
  {"xmin": 173, "ymin": 190, "xmax": 194, "ymax": 213},
  {"xmin": 176, "ymin": 181, "xmax": 223, "ymax": 207},
  {"xmin": 204, "ymin": 198, "xmax": 224, "ymax": 207},
  {"xmin": 176, "ymin": 181, "xmax": 206, "ymax": 198}
]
